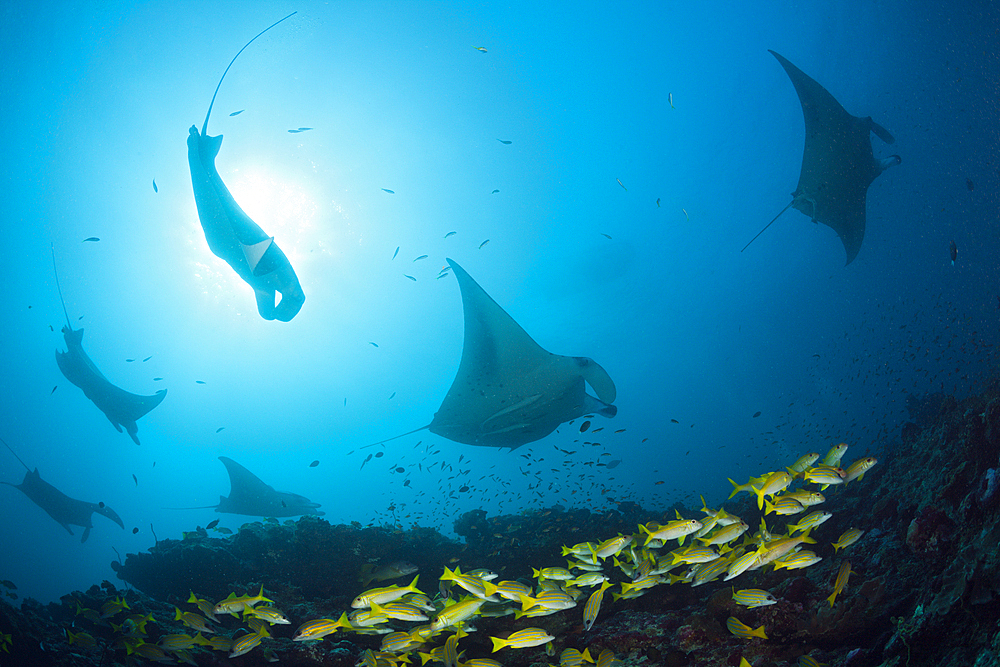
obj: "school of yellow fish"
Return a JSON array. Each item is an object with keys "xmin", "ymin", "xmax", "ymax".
[
  {"xmin": 284, "ymin": 443, "xmax": 875, "ymax": 665},
  {"xmin": 62, "ymin": 443, "xmax": 873, "ymax": 663}
]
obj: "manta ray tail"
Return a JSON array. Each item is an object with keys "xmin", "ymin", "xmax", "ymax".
[
  {"xmin": 0, "ymin": 436, "xmax": 31, "ymax": 472},
  {"xmin": 741, "ymin": 201, "xmax": 794, "ymax": 253},
  {"xmin": 361, "ymin": 424, "xmax": 431, "ymax": 450},
  {"xmin": 202, "ymin": 12, "xmax": 297, "ymax": 135},
  {"xmin": 50, "ymin": 243, "xmax": 74, "ymax": 330}
]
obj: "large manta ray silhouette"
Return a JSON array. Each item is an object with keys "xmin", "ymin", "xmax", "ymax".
[
  {"xmin": 370, "ymin": 259, "xmax": 617, "ymax": 450},
  {"xmin": 1, "ymin": 437, "xmax": 124, "ymax": 543},
  {"xmin": 167, "ymin": 456, "xmax": 323, "ymax": 518},
  {"xmin": 51, "ymin": 247, "xmax": 165, "ymax": 445},
  {"xmin": 187, "ymin": 12, "xmax": 304, "ymax": 322},
  {"xmin": 743, "ymin": 50, "xmax": 901, "ymax": 265}
]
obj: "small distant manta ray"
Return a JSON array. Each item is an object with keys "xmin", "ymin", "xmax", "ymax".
[
  {"xmin": 51, "ymin": 246, "xmax": 165, "ymax": 445},
  {"xmin": 367, "ymin": 259, "xmax": 616, "ymax": 449},
  {"xmin": 742, "ymin": 51, "xmax": 901, "ymax": 265},
  {"xmin": 1, "ymin": 437, "xmax": 124, "ymax": 543},
  {"xmin": 187, "ymin": 12, "xmax": 305, "ymax": 321},
  {"xmin": 165, "ymin": 456, "xmax": 324, "ymax": 518}
]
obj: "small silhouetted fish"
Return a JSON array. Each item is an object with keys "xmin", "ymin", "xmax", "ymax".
[
  {"xmin": 142, "ymin": 356, "xmax": 152, "ymax": 362},
  {"xmin": 153, "ymin": 377, "xmax": 162, "ymax": 381},
  {"xmin": 395, "ymin": 466, "xmax": 404, "ymax": 473},
  {"xmin": 206, "ymin": 519, "xmax": 219, "ymax": 530},
  {"xmin": 83, "ymin": 237, "xmax": 100, "ymax": 242},
  {"xmin": 298, "ymin": 127, "xmax": 313, "ymax": 131},
  {"xmin": 414, "ymin": 255, "xmax": 428, "ymax": 261},
  {"xmin": 195, "ymin": 380, "xmax": 206, "ymax": 384},
  {"xmin": 344, "ymin": 398, "xmax": 347, "ymax": 406},
  {"xmin": 479, "ymin": 239, "xmax": 490, "ymax": 249},
  {"xmin": 50, "ymin": 385, "xmax": 57, "ymax": 394},
  {"xmin": 217, "ymin": 526, "xmax": 232, "ymax": 534},
  {"xmin": 392, "ymin": 247, "xmax": 399, "ymax": 260},
  {"xmin": 671, "ymin": 419, "xmax": 679, "ymax": 424},
  {"xmin": 475, "ymin": 46, "xmax": 487, "ymax": 52},
  {"xmin": 375, "ymin": 452, "xmax": 384, "ymax": 458},
  {"xmin": 403, "ymin": 479, "xmax": 411, "ymax": 487},
  {"xmin": 361, "ymin": 454, "xmax": 373, "ymax": 470},
  {"xmin": 126, "ymin": 359, "xmax": 134, "ymax": 362},
  {"xmin": 497, "ymin": 139, "xmax": 511, "ymax": 144},
  {"xmin": 152, "ymin": 178, "xmax": 158, "ymax": 193},
  {"xmin": 579, "ymin": 421, "xmax": 591, "ymax": 433},
  {"xmin": 230, "ymin": 110, "xmax": 244, "ymax": 116},
  {"xmin": 444, "ymin": 231, "xmax": 456, "ymax": 238},
  {"xmin": 606, "ymin": 459, "xmax": 621, "ymax": 469},
  {"xmin": 309, "ymin": 460, "xmax": 319, "ymax": 468},
  {"xmin": 288, "ymin": 129, "xmax": 302, "ymax": 133},
  {"xmin": 950, "ymin": 240, "xmax": 957, "ymax": 265},
  {"xmin": 132, "ymin": 474, "xmax": 138, "ymax": 486},
  {"xmin": 601, "ymin": 233, "xmax": 612, "ymax": 239},
  {"xmin": 492, "ymin": 189, "xmax": 499, "ymax": 194},
  {"xmin": 132, "ymin": 527, "xmax": 139, "ymax": 534},
  {"xmin": 616, "ymin": 178, "xmax": 627, "ymax": 191},
  {"xmin": 216, "ymin": 427, "xmax": 225, "ymax": 433},
  {"xmin": 752, "ymin": 411, "xmax": 761, "ymax": 418},
  {"xmin": 404, "ymin": 274, "xmax": 416, "ymax": 281},
  {"xmin": 389, "ymin": 392, "xmax": 396, "ymax": 400},
  {"xmin": 78, "ymin": 316, "xmax": 83, "ymax": 320},
  {"xmin": 98, "ymin": 502, "xmax": 104, "ymax": 509},
  {"xmin": 656, "ymin": 198, "xmax": 660, "ymax": 207},
  {"xmin": 967, "ymin": 178, "xmax": 975, "ymax": 191},
  {"xmin": 459, "ymin": 485, "xmax": 469, "ymax": 492},
  {"xmin": 382, "ymin": 189, "xmax": 395, "ymax": 194},
  {"xmin": 370, "ymin": 342, "xmax": 379, "ymax": 347}
]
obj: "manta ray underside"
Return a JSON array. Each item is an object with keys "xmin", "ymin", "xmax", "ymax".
[
  {"xmin": 746, "ymin": 50, "xmax": 901, "ymax": 264},
  {"xmin": 375, "ymin": 259, "xmax": 617, "ymax": 450},
  {"xmin": 2, "ymin": 467, "xmax": 124, "ymax": 543},
  {"xmin": 212, "ymin": 456, "xmax": 323, "ymax": 518},
  {"xmin": 187, "ymin": 13, "xmax": 304, "ymax": 322},
  {"xmin": 56, "ymin": 326, "xmax": 166, "ymax": 445}
]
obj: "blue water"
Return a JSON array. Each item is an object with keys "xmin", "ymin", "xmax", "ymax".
[{"xmin": 1, "ymin": 1, "xmax": 996, "ymax": 604}]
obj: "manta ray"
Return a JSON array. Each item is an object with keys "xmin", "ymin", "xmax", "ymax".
[
  {"xmin": 51, "ymin": 246, "xmax": 165, "ymax": 445},
  {"xmin": 372, "ymin": 259, "xmax": 617, "ymax": 450},
  {"xmin": 743, "ymin": 50, "xmax": 901, "ymax": 265},
  {"xmin": 187, "ymin": 12, "xmax": 305, "ymax": 322},
  {"xmin": 1, "ymin": 438, "xmax": 124, "ymax": 543},
  {"xmin": 169, "ymin": 457, "xmax": 323, "ymax": 518}
]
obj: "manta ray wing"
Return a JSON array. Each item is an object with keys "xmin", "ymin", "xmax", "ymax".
[
  {"xmin": 216, "ymin": 456, "xmax": 323, "ymax": 517},
  {"xmin": 428, "ymin": 259, "xmax": 616, "ymax": 449},
  {"xmin": 769, "ymin": 50, "xmax": 900, "ymax": 265},
  {"xmin": 55, "ymin": 327, "xmax": 166, "ymax": 445}
]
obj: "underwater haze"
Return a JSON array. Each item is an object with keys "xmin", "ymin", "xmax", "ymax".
[{"xmin": 1, "ymin": 0, "xmax": 997, "ymax": 605}]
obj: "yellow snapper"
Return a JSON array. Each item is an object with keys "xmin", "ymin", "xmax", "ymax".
[
  {"xmin": 732, "ymin": 588, "xmax": 777, "ymax": 608},
  {"xmin": 293, "ymin": 613, "xmax": 352, "ymax": 641},
  {"xmin": 821, "ymin": 443, "xmax": 849, "ymax": 467},
  {"xmin": 431, "ymin": 596, "xmax": 486, "ymax": 631},
  {"xmin": 726, "ymin": 616, "xmax": 767, "ymax": 640},
  {"xmin": 583, "ymin": 581, "xmax": 612, "ymax": 631},
  {"xmin": 490, "ymin": 627, "xmax": 554, "ymax": 651},
  {"xmin": 214, "ymin": 584, "xmax": 272, "ymax": 616},
  {"xmin": 844, "ymin": 457, "xmax": 877, "ymax": 483},
  {"xmin": 827, "ymin": 561, "xmax": 852, "ymax": 607},
  {"xmin": 353, "ymin": 575, "xmax": 423, "ymax": 608},
  {"xmin": 832, "ymin": 528, "xmax": 864, "ymax": 552}
]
